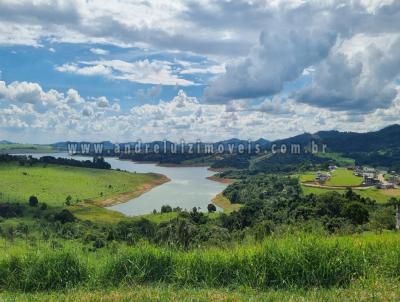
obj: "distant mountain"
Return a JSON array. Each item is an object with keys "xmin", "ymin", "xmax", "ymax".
[{"xmin": 0, "ymin": 140, "xmax": 13, "ymax": 144}]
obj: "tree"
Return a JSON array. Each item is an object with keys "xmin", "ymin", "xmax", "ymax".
[
  {"xmin": 342, "ymin": 202, "xmax": 369, "ymax": 225},
  {"xmin": 29, "ymin": 195, "xmax": 38, "ymax": 207},
  {"xmin": 161, "ymin": 205, "xmax": 172, "ymax": 213},
  {"xmin": 207, "ymin": 203, "xmax": 217, "ymax": 213}
]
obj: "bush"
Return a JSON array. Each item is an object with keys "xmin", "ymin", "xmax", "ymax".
[
  {"xmin": 28, "ymin": 196, "xmax": 38, "ymax": 207},
  {"xmin": 0, "ymin": 203, "xmax": 24, "ymax": 218},
  {"xmin": 207, "ymin": 203, "xmax": 217, "ymax": 213},
  {"xmin": 54, "ymin": 210, "xmax": 76, "ymax": 224}
]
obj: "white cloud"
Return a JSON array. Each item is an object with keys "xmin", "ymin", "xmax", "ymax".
[
  {"xmin": 96, "ymin": 96, "xmax": 110, "ymax": 108},
  {"xmin": 89, "ymin": 48, "xmax": 109, "ymax": 55},
  {"xmin": 56, "ymin": 59, "xmax": 196, "ymax": 86},
  {"xmin": 0, "ymin": 79, "xmax": 400, "ymax": 142},
  {"xmin": 56, "ymin": 63, "xmax": 112, "ymax": 77}
]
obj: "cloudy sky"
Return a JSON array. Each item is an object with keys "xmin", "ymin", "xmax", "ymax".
[{"xmin": 0, "ymin": 0, "xmax": 399, "ymax": 143}]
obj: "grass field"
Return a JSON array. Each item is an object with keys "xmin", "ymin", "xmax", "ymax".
[
  {"xmin": 302, "ymin": 185, "xmax": 399, "ymax": 204},
  {"xmin": 297, "ymin": 168, "xmax": 363, "ymax": 187},
  {"xmin": 325, "ymin": 168, "xmax": 363, "ymax": 186},
  {"xmin": 0, "ymin": 162, "xmax": 162, "ymax": 207}
]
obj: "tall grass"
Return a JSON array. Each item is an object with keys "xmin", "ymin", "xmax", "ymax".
[{"xmin": 1, "ymin": 233, "xmax": 400, "ymax": 292}]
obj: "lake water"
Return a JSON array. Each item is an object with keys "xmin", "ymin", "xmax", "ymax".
[{"xmin": 23, "ymin": 153, "xmax": 227, "ymax": 216}]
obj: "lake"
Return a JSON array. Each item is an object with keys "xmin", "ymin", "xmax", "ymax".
[{"xmin": 23, "ymin": 153, "xmax": 227, "ymax": 216}]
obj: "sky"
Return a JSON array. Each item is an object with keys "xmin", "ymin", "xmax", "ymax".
[{"xmin": 0, "ymin": 0, "xmax": 399, "ymax": 143}]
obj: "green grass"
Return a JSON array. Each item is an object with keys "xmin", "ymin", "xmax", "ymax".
[
  {"xmin": 69, "ymin": 205, "xmax": 127, "ymax": 224},
  {"xmin": 296, "ymin": 168, "xmax": 363, "ymax": 187},
  {"xmin": 0, "ymin": 162, "xmax": 161, "ymax": 207},
  {"xmin": 2, "ymin": 279, "xmax": 400, "ymax": 302},
  {"xmin": 212, "ymin": 193, "xmax": 242, "ymax": 213},
  {"xmin": 301, "ymin": 185, "xmax": 396, "ymax": 204},
  {"xmin": 315, "ymin": 152, "xmax": 355, "ymax": 166},
  {"xmin": 296, "ymin": 171, "xmax": 316, "ymax": 182},
  {"xmin": 1, "ymin": 233, "xmax": 400, "ymax": 294},
  {"xmin": 325, "ymin": 168, "xmax": 363, "ymax": 186}
]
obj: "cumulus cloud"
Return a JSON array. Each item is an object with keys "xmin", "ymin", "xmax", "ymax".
[
  {"xmin": 296, "ymin": 34, "xmax": 400, "ymax": 112},
  {"xmin": 204, "ymin": 0, "xmax": 400, "ymax": 113},
  {"xmin": 1, "ymin": 79, "xmax": 400, "ymax": 142},
  {"xmin": 96, "ymin": 96, "xmax": 110, "ymax": 108}
]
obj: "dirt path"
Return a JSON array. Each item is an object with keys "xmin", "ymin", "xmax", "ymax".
[{"xmin": 302, "ymin": 182, "xmax": 373, "ymax": 190}]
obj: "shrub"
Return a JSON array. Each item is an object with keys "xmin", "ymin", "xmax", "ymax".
[
  {"xmin": 207, "ymin": 203, "xmax": 217, "ymax": 213},
  {"xmin": 54, "ymin": 209, "xmax": 76, "ymax": 224},
  {"xmin": 28, "ymin": 196, "xmax": 38, "ymax": 207}
]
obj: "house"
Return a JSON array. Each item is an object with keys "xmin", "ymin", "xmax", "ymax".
[
  {"xmin": 354, "ymin": 166, "xmax": 363, "ymax": 177},
  {"xmin": 376, "ymin": 182, "xmax": 395, "ymax": 189},
  {"xmin": 328, "ymin": 165, "xmax": 337, "ymax": 171},
  {"xmin": 363, "ymin": 174, "xmax": 379, "ymax": 186},
  {"xmin": 388, "ymin": 175, "xmax": 399, "ymax": 185},
  {"xmin": 316, "ymin": 172, "xmax": 331, "ymax": 183}
]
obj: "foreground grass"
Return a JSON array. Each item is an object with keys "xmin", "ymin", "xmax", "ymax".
[
  {"xmin": 1, "ymin": 233, "xmax": 400, "ymax": 294},
  {"xmin": 2, "ymin": 278, "xmax": 400, "ymax": 302},
  {"xmin": 0, "ymin": 163, "xmax": 162, "ymax": 207}
]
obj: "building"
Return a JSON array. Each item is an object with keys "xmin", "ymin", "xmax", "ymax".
[
  {"xmin": 376, "ymin": 183, "xmax": 395, "ymax": 189},
  {"xmin": 316, "ymin": 172, "xmax": 331, "ymax": 183},
  {"xmin": 363, "ymin": 173, "xmax": 379, "ymax": 186}
]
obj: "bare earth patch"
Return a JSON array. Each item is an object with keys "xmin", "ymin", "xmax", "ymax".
[{"xmin": 88, "ymin": 173, "xmax": 170, "ymax": 207}]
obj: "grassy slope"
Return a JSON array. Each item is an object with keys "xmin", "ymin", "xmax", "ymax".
[
  {"xmin": 301, "ymin": 185, "xmax": 398, "ymax": 204},
  {"xmin": 212, "ymin": 193, "xmax": 242, "ymax": 213},
  {"xmin": 0, "ymin": 162, "xmax": 160, "ymax": 207},
  {"xmin": 315, "ymin": 152, "xmax": 356, "ymax": 166}
]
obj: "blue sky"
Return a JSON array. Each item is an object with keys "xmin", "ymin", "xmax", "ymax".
[{"xmin": 0, "ymin": 0, "xmax": 399, "ymax": 143}]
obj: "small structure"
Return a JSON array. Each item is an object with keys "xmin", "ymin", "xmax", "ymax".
[
  {"xmin": 376, "ymin": 182, "xmax": 395, "ymax": 189},
  {"xmin": 328, "ymin": 165, "xmax": 337, "ymax": 171},
  {"xmin": 316, "ymin": 172, "xmax": 331, "ymax": 183},
  {"xmin": 388, "ymin": 175, "xmax": 399, "ymax": 185}
]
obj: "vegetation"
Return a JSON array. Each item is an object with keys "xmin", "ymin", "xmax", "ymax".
[
  {"xmin": 1, "ymin": 233, "xmax": 400, "ymax": 294},
  {"xmin": 325, "ymin": 168, "xmax": 363, "ymax": 187},
  {"xmin": 0, "ymin": 143, "xmax": 53, "ymax": 153},
  {"xmin": 0, "ymin": 162, "xmax": 160, "ymax": 207}
]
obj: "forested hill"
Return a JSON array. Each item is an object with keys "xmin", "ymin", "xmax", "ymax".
[{"xmin": 275, "ymin": 124, "xmax": 400, "ymax": 153}]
